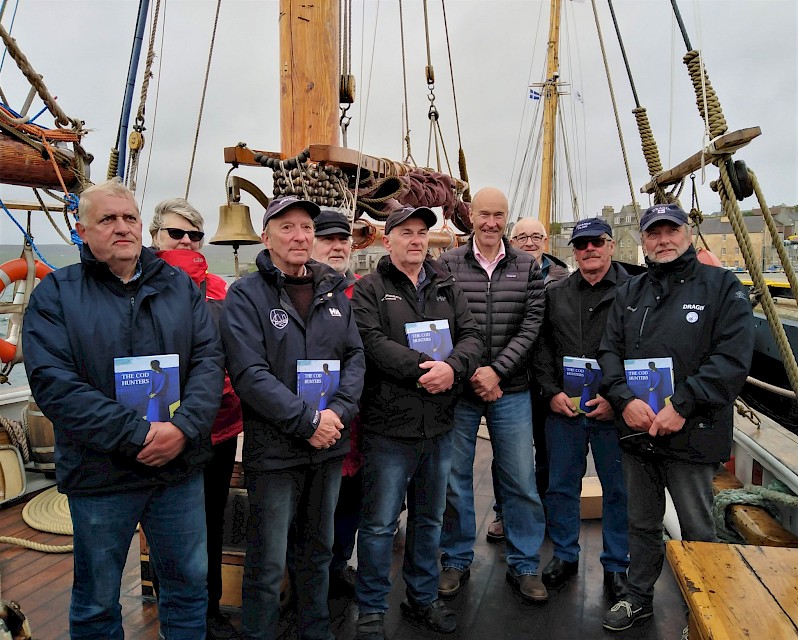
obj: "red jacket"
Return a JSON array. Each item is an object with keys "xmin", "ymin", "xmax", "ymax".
[{"xmin": 156, "ymin": 250, "xmax": 243, "ymax": 445}]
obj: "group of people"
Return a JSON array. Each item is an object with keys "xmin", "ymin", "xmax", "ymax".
[{"xmin": 22, "ymin": 178, "xmax": 753, "ymax": 640}]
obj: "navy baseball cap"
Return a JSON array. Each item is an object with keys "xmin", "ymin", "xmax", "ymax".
[
  {"xmin": 569, "ymin": 217, "xmax": 613, "ymax": 244},
  {"xmin": 640, "ymin": 203, "xmax": 689, "ymax": 231},
  {"xmin": 314, "ymin": 209, "xmax": 351, "ymax": 237},
  {"xmin": 262, "ymin": 196, "xmax": 321, "ymax": 229},
  {"xmin": 384, "ymin": 206, "xmax": 437, "ymax": 235}
]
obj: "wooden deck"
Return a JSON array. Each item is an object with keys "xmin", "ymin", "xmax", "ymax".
[{"xmin": 0, "ymin": 439, "xmax": 687, "ymax": 639}]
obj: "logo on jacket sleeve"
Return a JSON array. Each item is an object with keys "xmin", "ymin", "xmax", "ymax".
[{"xmin": 270, "ymin": 309, "xmax": 289, "ymax": 329}]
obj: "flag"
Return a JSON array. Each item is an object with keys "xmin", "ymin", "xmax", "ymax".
[{"xmin": 529, "ymin": 88, "xmax": 542, "ymax": 100}]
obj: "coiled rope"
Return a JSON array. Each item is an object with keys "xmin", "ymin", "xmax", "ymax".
[{"xmin": 0, "ymin": 487, "xmax": 73, "ymax": 553}]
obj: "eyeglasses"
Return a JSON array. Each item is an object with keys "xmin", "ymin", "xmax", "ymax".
[
  {"xmin": 572, "ymin": 237, "xmax": 607, "ymax": 251},
  {"xmin": 512, "ymin": 233, "xmax": 546, "ymax": 245},
  {"xmin": 161, "ymin": 228, "xmax": 204, "ymax": 242}
]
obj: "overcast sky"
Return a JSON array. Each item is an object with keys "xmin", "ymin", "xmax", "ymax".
[{"xmin": 0, "ymin": 0, "xmax": 795, "ymax": 247}]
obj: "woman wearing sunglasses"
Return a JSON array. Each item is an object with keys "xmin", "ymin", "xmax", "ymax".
[{"xmin": 150, "ymin": 198, "xmax": 244, "ymax": 640}]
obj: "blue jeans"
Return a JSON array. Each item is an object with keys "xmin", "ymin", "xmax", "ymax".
[
  {"xmin": 68, "ymin": 473, "xmax": 207, "ymax": 640},
  {"xmin": 356, "ymin": 431, "xmax": 453, "ymax": 613},
  {"xmin": 441, "ymin": 392, "xmax": 546, "ymax": 575},
  {"xmin": 242, "ymin": 459, "xmax": 342, "ymax": 640},
  {"xmin": 622, "ymin": 452, "xmax": 716, "ymax": 607},
  {"xmin": 545, "ymin": 413, "xmax": 629, "ymax": 571}
]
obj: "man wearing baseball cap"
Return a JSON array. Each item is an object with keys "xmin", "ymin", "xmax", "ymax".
[
  {"xmin": 221, "ymin": 196, "xmax": 365, "ymax": 640},
  {"xmin": 598, "ymin": 203, "xmax": 753, "ymax": 631},
  {"xmin": 532, "ymin": 217, "xmax": 630, "ymax": 600},
  {"xmin": 351, "ymin": 206, "xmax": 482, "ymax": 639}
]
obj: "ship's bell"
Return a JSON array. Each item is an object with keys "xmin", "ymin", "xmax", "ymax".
[{"xmin": 210, "ymin": 203, "xmax": 261, "ymax": 246}]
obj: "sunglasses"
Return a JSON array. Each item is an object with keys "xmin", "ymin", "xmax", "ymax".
[
  {"xmin": 572, "ymin": 237, "xmax": 607, "ymax": 251},
  {"xmin": 161, "ymin": 228, "xmax": 204, "ymax": 242}
]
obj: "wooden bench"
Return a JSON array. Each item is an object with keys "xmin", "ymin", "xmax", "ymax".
[{"xmin": 666, "ymin": 541, "xmax": 798, "ymax": 639}]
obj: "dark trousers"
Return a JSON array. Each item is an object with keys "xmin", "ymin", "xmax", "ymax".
[
  {"xmin": 622, "ymin": 451, "xmax": 716, "ymax": 607},
  {"xmin": 331, "ymin": 470, "xmax": 362, "ymax": 574},
  {"xmin": 204, "ymin": 436, "xmax": 238, "ymax": 615}
]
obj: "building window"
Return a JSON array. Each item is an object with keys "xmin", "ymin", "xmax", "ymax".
[
  {"xmin": 721, "ymin": 248, "xmax": 726, "ymax": 255},
  {"xmin": 722, "ymin": 234, "xmax": 727, "ymax": 241},
  {"xmin": 734, "ymin": 247, "xmax": 740, "ymax": 255}
]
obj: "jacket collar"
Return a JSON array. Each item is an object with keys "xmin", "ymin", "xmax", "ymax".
[
  {"xmin": 465, "ymin": 235, "xmax": 517, "ymax": 266},
  {"xmin": 80, "ymin": 243, "xmax": 161, "ymax": 284},
  {"xmin": 376, "ymin": 254, "xmax": 451, "ymax": 286},
  {"xmin": 256, "ymin": 249, "xmax": 344, "ymax": 296},
  {"xmin": 645, "ymin": 245, "xmax": 699, "ymax": 280}
]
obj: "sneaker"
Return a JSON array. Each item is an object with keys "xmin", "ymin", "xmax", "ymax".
[
  {"xmin": 207, "ymin": 611, "xmax": 240, "ymax": 639},
  {"xmin": 681, "ymin": 625, "xmax": 689, "ymax": 640},
  {"xmin": 602, "ymin": 600, "xmax": 654, "ymax": 631},
  {"xmin": 486, "ymin": 515, "xmax": 505, "ymax": 543},
  {"xmin": 355, "ymin": 612, "xmax": 385, "ymax": 640},
  {"xmin": 400, "ymin": 598, "xmax": 457, "ymax": 634},
  {"xmin": 438, "ymin": 567, "xmax": 470, "ymax": 599}
]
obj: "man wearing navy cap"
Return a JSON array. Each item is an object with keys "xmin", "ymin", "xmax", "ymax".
[
  {"xmin": 598, "ymin": 204, "xmax": 753, "ymax": 631},
  {"xmin": 351, "ymin": 206, "xmax": 482, "ymax": 639},
  {"xmin": 533, "ymin": 217, "xmax": 630, "ymax": 600},
  {"xmin": 221, "ymin": 196, "xmax": 365, "ymax": 640}
]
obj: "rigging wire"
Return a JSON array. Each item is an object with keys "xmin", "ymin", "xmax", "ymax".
[
  {"xmin": 185, "ymin": 0, "xmax": 222, "ymax": 200},
  {"xmin": 508, "ymin": 0, "xmax": 545, "ymax": 205},
  {"xmin": 0, "ymin": 0, "xmax": 20, "ymax": 76},
  {"xmin": 589, "ymin": 0, "xmax": 638, "ymax": 215},
  {"xmin": 138, "ymin": 0, "xmax": 168, "ymax": 206}
]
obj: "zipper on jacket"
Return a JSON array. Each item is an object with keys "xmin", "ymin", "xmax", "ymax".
[
  {"xmin": 635, "ymin": 306, "xmax": 650, "ymax": 349},
  {"xmin": 485, "ymin": 279, "xmax": 492, "ymax": 355}
]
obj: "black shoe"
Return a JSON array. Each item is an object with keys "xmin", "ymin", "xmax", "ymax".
[
  {"xmin": 207, "ymin": 611, "xmax": 240, "ymax": 639},
  {"xmin": 400, "ymin": 598, "xmax": 457, "ymax": 634},
  {"xmin": 329, "ymin": 564, "xmax": 356, "ymax": 598},
  {"xmin": 541, "ymin": 556, "xmax": 578, "ymax": 588},
  {"xmin": 356, "ymin": 612, "xmax": 385, "ymax": 640},
  {"xmin": 603, "ymin": 571, "xmax": 628, "ymax": 602},
  {"xmin": 603, "ymin": 600, "xmax": 654, "ymax": 632}
]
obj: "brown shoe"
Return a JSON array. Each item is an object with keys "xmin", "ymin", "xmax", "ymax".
[
  {"xmin": 438, "ymin": 567, "xmax": 470, "ymax": 599},
  {"xmin": 506, "ymin": 571, "xmax": 548, "ymax": 603},
  {"xmin": 486, "ymin": 515, "xmax": 505, "ymax": 543}
]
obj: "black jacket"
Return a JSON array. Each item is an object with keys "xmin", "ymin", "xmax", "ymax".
[
  {"xmin": 598, "ymin": 247, "xmax": 753, "ymax": 463},
  {"xmin": 534, "ymin": 262, "xmax": 632, "ymax": 401},
  {"xmin": 23, "ymin": 246, "xmax": 225, "ymax": 496},
  {"xmin": 440, "ymin": 237, "xmax": 545, "ymax": 395},
  {"xmin": 351, "ymin": 256, "xmax": 483, "ymax": 440},
  {"xmin": 220, "ymin": 250, "xmax": 365, "ymax": 473}
]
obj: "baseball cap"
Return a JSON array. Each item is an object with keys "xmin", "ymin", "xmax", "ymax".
[
  {"xmin": 569, "ymin": 217, "xmax": 613, "ymax": 244},
  {"xmin": 314, "ymin": 209, "xmax": 351, "ymax": 237},
  {"xmin": 262, "ymin": 196, "xmax": 321, "ymax": 229},
  {"xmin": 384, "ymin": 206, "xmax": 437, "ymax": 235},
  {"xmin": 640, "ymin": 203, "xmax": 689, "ymax": 231}
]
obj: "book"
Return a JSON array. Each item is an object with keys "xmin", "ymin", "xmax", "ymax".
[
  {"xmin": 562, "ymin": 357, "xmax": 602, "ymax": 414},
  {"xmin": 297, "ymin": 360, "xmax": 340, "ymax": 411},
  {"xmin": 623, "ymin": 357, "xmax": 675, "ymax": 413},
  {"xmin": 114, "ymin": 354, "xmax": 180, "ymax": 421},
  {"xmin": 404, "ymin": 319, "xmax": 453, "ymax": 362}
]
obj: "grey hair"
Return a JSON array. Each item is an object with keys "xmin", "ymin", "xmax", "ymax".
[
  {"xmin": 150, "ymin": 198, "xmax": 205, "ymax": 248},
  {"xmin": 78, "ymin": 178, "xmax": 138, "ymax": 224}
]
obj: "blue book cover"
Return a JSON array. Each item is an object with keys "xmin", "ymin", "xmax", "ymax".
[
  {"xmin": 624, "ymin": 357, "xmax": 675, "ymax": 413},
  {"xmin": 404, "ymin": 319, "xmax": 453, "ymax": 362},
  {"xmin": 114, "ymin": 354, "xmax": 180, "ymax": 421},
  {"xmin": 562, "ymin": 357, "xmax": 602, "ymax": 414},
  {"xmin": 297, "ymin": 360, "xmax": 340, "ymax": 411}
]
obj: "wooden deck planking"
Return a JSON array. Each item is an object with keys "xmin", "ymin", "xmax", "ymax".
[{"xmin": 0, "ymin": 438, "xmax": 688, "ymax": 639}]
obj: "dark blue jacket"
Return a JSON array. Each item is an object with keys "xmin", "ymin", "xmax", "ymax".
[
  {"xmin": 23, "ymin": 245, "xmax": 225, "ymax": 496},
  {"xmin": 352, "ymin": 256, "xmax": 483, "ymax": 440},
  {"xmin": 598, "ymin": 247, "xmax": 754, "ymax": 463},
  {"xmin": 220, "ymin": 250, "xmax": 365, "ymax": 473}
]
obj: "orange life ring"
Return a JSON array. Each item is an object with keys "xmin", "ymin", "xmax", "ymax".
[{"xmin": 0, "ymin": 259, "xmax": 53, "ymax": 362}]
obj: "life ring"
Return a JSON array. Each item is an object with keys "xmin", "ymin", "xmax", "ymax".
[{"xmin": 0, "ymin": 259, "xmax": 53, "ymax": 363}]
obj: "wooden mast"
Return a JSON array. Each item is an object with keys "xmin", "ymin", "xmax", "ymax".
[
  {"xmin": 279, "ymin": 0, "xmax": 339, "ymax": 156},
  {"xmin": 537, "ymin": 0, "xmax": 561, "ymax": 233}
]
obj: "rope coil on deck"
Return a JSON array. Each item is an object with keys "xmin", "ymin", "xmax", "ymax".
[{"xmin": 0, "ymin": 487, "xmax": 72, "ymax": 553}]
